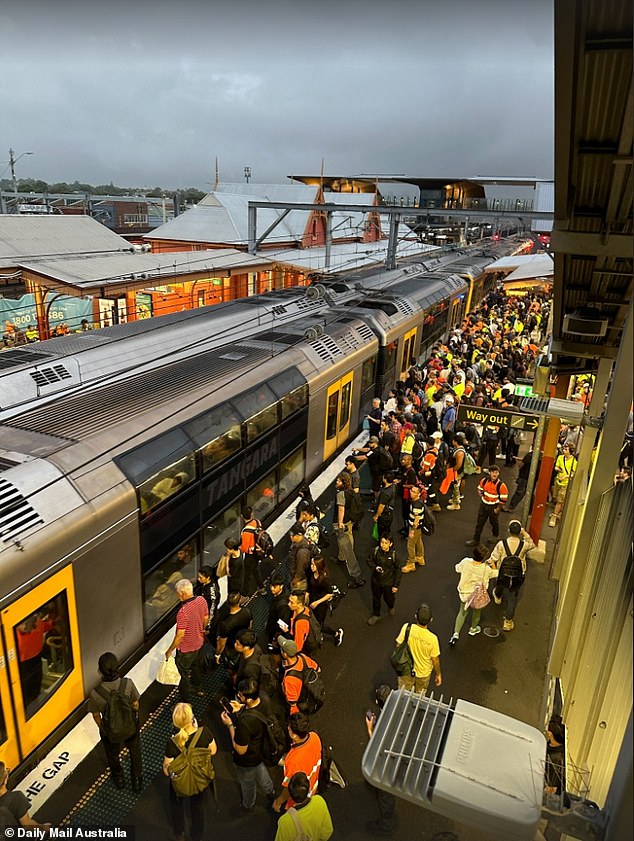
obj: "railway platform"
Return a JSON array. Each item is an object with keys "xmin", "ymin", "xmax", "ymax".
[{"xmin": 28, "ymin": 434, "xmax": 558, "ymax": 841}]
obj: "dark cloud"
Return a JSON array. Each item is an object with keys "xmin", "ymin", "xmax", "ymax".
[{"xmin": 1, "ymin": 0, "xmax": 554, "ymax": 188}]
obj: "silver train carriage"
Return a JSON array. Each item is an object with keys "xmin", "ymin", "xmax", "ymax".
[{"xmin": 0, "ymin": 272, "xmax": 468, "ymax": 777}]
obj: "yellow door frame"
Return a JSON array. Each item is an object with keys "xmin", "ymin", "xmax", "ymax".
[
  {"xmin": 400, "ymin": 328, "xmax": 417, "ymax": 380},
  {"xmin": 1, "ymin": 565, "xmax": 84, "ymax": 761},
  {"xmin": 0, "ymin": 643, "xmax": 19, "ymax": 769},
  {"xmin": 324, "ymin": 370, "xmax": 354, "ymax": 460}
]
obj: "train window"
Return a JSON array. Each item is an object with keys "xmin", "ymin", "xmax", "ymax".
[
  {"xmin": 143, "ymin": 538, "xmax": 199, "ymax": 630},
  {"xmin": 280, "ymin": 384, "xmax": 308, "ymax": 420},
  {"xmin": 14, "ymin": 593, "xmax": 73, "ymax": 721},
  {"xmin": 269, "ymin": 368, "xmax": 306, "ymax": 401},
  {"xmin": 117, "ymin": 428, "xmax": 195, "ymax": 485},
  {"xmin": 233, "ymin": 384, "xmax": 278, "ymax": 444},
  {"xmin": 138, "ymin": 454, "xmax": 196, "ymax": 515},
  {"xmin": 203, "ymin": 503, "xmax": 241, "ymax": 569},
  {"xmin": 279, "ymin": 448, "xmax": 305, "ymax": 503},
  {"xmin": 326, "ymin": 391, "xmax": 339, "ymax": 440},
  {"xmin": 246, "ymin": 470, "xmax": 277, "ymax": 521},
  {"xmin": 186, "ymin": 404, "xmax": 242, "ymax": 473},
  {"xmin": 339, "ymin": 381, "xmax": 352, "ymax": 430},
  {"xmin": 361, "ymin": 356, "xmax": 377, "ymax": 392}
]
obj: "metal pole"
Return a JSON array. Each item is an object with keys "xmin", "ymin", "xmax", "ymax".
[
  {"xmin": 386, "ymin": 213, "xmax": 400, "ymax": 270},
  {"xmin": 521, "ymin": 418, "xmax": 546, "ymax": 525},
  {"xmin": 248, "ymin": 204, "xmax": 257, "ymax": 254},
  {"xmin": 9, "ymin": 148, "xmax": 17, "ymax": 195},
  {"xmin": 325, "ymin": 211, "xmax": 332, "ymax": 270}
]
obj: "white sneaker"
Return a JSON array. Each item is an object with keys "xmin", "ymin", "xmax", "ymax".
[
  {"xmin": 468, "ymin": 625, "xmax": 481, "ymax": 636},
  {"xmin": 447, "ymin": 503, "xmax": 461, "ymax": 510}
]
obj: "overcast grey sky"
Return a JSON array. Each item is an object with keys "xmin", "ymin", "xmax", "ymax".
[{"xmin": 0, "ymin": 0, "xmax": 554, "ymax": 190}]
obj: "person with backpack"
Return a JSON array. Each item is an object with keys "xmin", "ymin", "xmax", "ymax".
[
  {"xmin": 489, "ymin": 520, "xmax": 535, "ymax": 631},
  {"xmin": 401, "ymin": 484, "xmax": 428, "ymax": 574},
  {"xmin": 449, "ymin": 545, "xmax": 498, "ymax": 646},
  {"xmin": 88, "ymin": 651, "xmax": 142, "ymax": 791},
  {"xmin": 239, "ymin": 506, "xmax": 263, "ymax": 597},
  {"xmin": 220, "ymin": 677, "xmax": 276, "ymax": 814},
  {"xmin": 394, "ymin": 604, "xmax": 442, "ymax": 694},
  {"xmin": 164, "ymin": 702, "xmax": 216, "ymax": 840},
  {"xmin": 272, "ymin": 713, "xmax": 323, "ymax": 814},
  {"xmin": 419, "ymin": 435, "xmax": 441, "ymax": 513},
  {"xmin": 367, "ymin": 534, "xmax": 401, "ymax": 624},
  {"xmin": 233, "ymin": 628, "xmax": 263, "ymax": 689},
  {"xmin": 288, "ymin": 589, "xmax": 323, "ymax": 655},
  {"xmin": 465, "ymin": 465, "xmax": 509, "ymax": 547},
  {"xmin": 279, "ymin": 638, "xmax": 323, "ymax": 716},
  {"xmin": 274, "ymin": 772, "xmax": 334, "ymax": 841},
  {"xmin": 307, "ymin": 555, "xmax": 344, "ymax": 646},
  {"xmin": 333, "ymin": 472, "xmax": 365, "ymax": 589},
  {"xmin": 0, "ymin": 761, "xmax": 52, "ymax": 834},
  {"xmin": 354, "ymin": 436, "xmax": 392, "ymax": 499},
  {"xmin": 372, "ymin": 471, "xmax": 396, "ymax": 537},
  {"xmin": 214, "ymin": 591, "xmax": 253, "ymax": 671},
  {"xmin": 288, "ymin": 522, "xmax": 314, "ymax": 591},
  {"xmin": 446, "ymin": 432, "xmax": 467, "ymax": 511}
]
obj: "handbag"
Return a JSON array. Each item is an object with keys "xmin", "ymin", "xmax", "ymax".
[
  {"xmin": 157, "ymin": 655, "xmax": 181, "ymax": 685},
  {"xmin": 216, "ymin": 552, "xmax": 230, "ymax": 578},
  {"xmin": 466, "ymin": 565, "xmax": 491, "ymax": 610},
  {"xmin": 390, "ymin": 623, "xmax": 414, "ymax": 677}
]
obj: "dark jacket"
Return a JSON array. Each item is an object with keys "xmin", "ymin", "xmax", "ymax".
[{"xmin": 367, "ymin": 546, "xmax": 402, "ymax": 589}]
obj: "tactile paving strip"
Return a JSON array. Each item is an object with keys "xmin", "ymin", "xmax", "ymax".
[{"xmin": 60, "ymin": 590, "xmax": 270, "ymax": 826}]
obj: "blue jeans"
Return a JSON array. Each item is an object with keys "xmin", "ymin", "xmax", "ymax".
[
  {"xmin": 494, "ymin": 585, "xmax": 522, "ymax": 620},
  {"xmin": 234, "ymin": 762, "xmax": 274, "ymax": 809}
]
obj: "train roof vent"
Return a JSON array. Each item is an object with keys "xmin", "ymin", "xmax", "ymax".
[
  {"xmin": 0, "ymin": 477, "xmax": 43, "ymax": 543},
  {"xmin": 356, "ymin": 323, "xmax": 375, "ymax": 342},
  {"xmin": 295, "ymin": 297, "xmax": 322, "ymax": 310},
  {"xmin": 29, "ymin": 365, "xmax": 73, "ymax": 387},
  {"xmin": 0, "ymin": 348, "xmax": 53, "ymax": 371},
  {"xmin": 217, "ymin": 351, "xmax": 248, "ymax": 361},
  {"xmin": 393, "ymin": 296, "xmax": 416, "ymax": 315},
  {"xmin": 0, "ymin": 457, "xmax": 19, "ymax": 473},
  {"xmin": 309, "ymin": 334, "xmax": 344, "ymax": 362},
  {"xmin": 271, "ymin": 305, "xmax": 288, "ymax": 315}
]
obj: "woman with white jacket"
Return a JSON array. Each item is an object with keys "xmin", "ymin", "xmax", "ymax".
[{"xmin": 449, "ymin": 545, "xmax": 498, "ymax": 645}]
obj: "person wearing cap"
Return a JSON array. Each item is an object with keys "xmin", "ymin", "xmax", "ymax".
[
  {"xmin": 288, "ymin": 523, "xmax": 312, "ymax": 591},
  {"xmin": 465, "ymin": 464, "xmax": 508, "ymax": 547},
  {"xmin": 420, "ymin": 434, "xmax": 442, "ymax": 512},
  {"xmin": 488, "ymin": 520, "xmax": 534, "ymax": 631},
  {"xmin": 274, "ymin": 771, "xmax": 333, "ymax": 841},
  {"xmin": 279, "ymin": 636, "xmax": 320, "ymax": 715},
  {"xmin": 394, "ymin": 604, "xmax": 441, "ymax": 694}
]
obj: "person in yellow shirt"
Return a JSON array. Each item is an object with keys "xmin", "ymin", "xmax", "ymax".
[{"xmin": 550, "ymin": 444, "xmax": 577, "ymax": 527}]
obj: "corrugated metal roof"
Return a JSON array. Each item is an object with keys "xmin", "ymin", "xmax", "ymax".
[
  {"xmin": 0, "ymin": 216, "xmax": 131, "ymax": 267},
  {"xmin": 487, "ymin": 254, "xmax": 554, "ymax": 280},
  {"xmin": 270, "ymin": 235, "xmax": 437, "ymax": 273},
  {"xmin": 18, "ymin": 248, "xmax": 272, "ymax": 287},
  {"xmin": 148, "ymin": 184, "xmax": 387, "ymax": 247}
]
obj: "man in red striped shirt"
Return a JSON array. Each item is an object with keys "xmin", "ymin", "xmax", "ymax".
[
  {"xmin": 272, "ymin": 713, "xmax": 322, "ymax": 814},
  {"xmin": 165, "ymin": 579, "xmax": 208, "ymax": 702}
]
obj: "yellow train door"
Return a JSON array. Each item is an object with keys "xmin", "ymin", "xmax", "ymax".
[
  {"xmin": 1, "ymin": 565, "xmax": 84, "ymax": 762},
  {"xmin": 324, "ymin": 371, "xmax": 354, "ymax": 460},
  {"xmin": 399, "ymin": 328, "xmax": 417, "ymax": 381},
  {"xmin": 0, "ymin": 637, "xmax": 20, "ymax": 770}
]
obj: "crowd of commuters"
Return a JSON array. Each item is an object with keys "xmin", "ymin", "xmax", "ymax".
[{"xmin": 3, "ymin": 287, "xmax": 587, "ymax": 838}]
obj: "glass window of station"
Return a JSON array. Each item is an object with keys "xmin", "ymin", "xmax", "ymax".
[{"xmin": 116, "ymin": 367, "xmax": 308, "ymax": 631}]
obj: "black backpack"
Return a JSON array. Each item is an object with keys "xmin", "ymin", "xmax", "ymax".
[
  {"xmin": 96, "ymin": 678, "xmax": 138, "ymax": 743},
  {"xmin": 377, "ymin": 446, "xmax": 394, "ymax": 472},
  {"xmin": 345, "ymin": 489, "xmax": 364, "ymax": 524},
  {"xmin": 422, "ymin": 504, "xmax": 436, "ymax": 535},
  {"xmin": 255, "ymin": 529, "xmax": 274, "ymax": 560},
  {"xmin": 293, "ymin": 608, "xmax": 322, "ymax": 655},
  {"xmin": 287, "ymin": 654, "xmax": 326, "ymax": 715},
  {"xmin": 498, "ymin": 539, "xmax": 525, "ymax": 590},
  {"xmin": 242, "ymin": 708, "xmax": 288, "ymax": 767}
]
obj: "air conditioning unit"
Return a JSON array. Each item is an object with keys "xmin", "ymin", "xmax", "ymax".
[{"xmin": 562, "ymin": 309, "xmax": 608, "ymax": 338}]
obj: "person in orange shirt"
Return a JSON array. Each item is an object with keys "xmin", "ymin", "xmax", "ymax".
[
  {"xmin": 272, "ymin": 713, "xmax": 322, "ymax": 813},
  {"xmin": 16, "ymin": 611, "xmax": 56, "ymax": 709},
  {"xmin": 465, "ymin": 465, "xmax": 508, "ymax": 546},
  {"xmin": 279, "ymin": 638, "xmax": 320, "ymax": 716}
]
